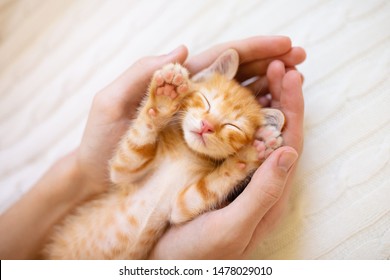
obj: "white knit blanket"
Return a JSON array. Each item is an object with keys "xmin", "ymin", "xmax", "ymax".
[{"xmin": 0, "ymin": 0, "xmax": 389, "ymax": 259}]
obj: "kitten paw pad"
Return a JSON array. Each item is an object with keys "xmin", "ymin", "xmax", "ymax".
[
  {"xmin": 154, "ymin": 63, "xmax": 189, "ymax": 99},
  {"xmin": 253, "ymin": 139, "xmax": 266, "ymax": 160},
  {"xmin": 254, "ymin": 125, "xmax": 283, "ymax": 159}
]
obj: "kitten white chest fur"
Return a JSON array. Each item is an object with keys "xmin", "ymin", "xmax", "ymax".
[{"xmin": 129, "ymin": 153, "xmax": 200, "ymax": 224}]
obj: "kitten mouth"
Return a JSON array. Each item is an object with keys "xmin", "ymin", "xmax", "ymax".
[{"xmin": 191, "ymin": 131, "xmax": 207, "ymax": 146}]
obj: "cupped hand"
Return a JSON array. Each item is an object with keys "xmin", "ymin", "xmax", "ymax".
[
  {"xmin": 150, "ymin": 68, "xmax": 304, "ymax": 259},
  {"xmin": 75, "ymin": 46, "xmax": 189, "ymax": 196},
  {"xmin": 73, "ymin": 36, "xmax": 305, "ymax": 259},
  {"xmin": 150, "ymin": 38, "xmax": 305, "ymax": 259}
]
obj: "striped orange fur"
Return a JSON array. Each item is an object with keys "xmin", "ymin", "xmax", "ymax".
[{"xmin": 44, "ymin": 49, "xmax": 284, "ymax": 259}]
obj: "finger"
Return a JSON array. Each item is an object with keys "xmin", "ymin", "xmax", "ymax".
[
  {"xmin": 245, "ymin": 67, "xmax": 304, "ymax": 109},
  {"xmin": 244, "ymin": 71, "xmax": 304, "ymax": 253},
  {"xmin": 243, "ymin": 198, "xmax": 287, "ymax": 255},
  {"xmin": 259, "ymin": 70, "xmax": 304, "ymax": 228},
  {"xmin": 279, "ymin": 70, "xmax": 304, "ymax": 154},
  {"xmin": 185, "ymin": 36, "xmax": 292, "ymax": 74},
  {"xmin": 111, "ymin": 45, "xmax": 188, "ymax": 99},
  {"xmin": 97, "ymin": 45, "xmax": 188, "ymax": 117},
  {"xmin": 236, "ymin": 46, "xmax": 306, "ymax": 82},
  {"xmin": 267, "ymin": 60, "xmax": 286, "ymax": 106},
  {"xmin": 243, "ymin": 63, "xmax": 304, "ymax": 98},
  {"xmin": 286, "ymin": 66, "xmax": 305, "ymax": 84},
  {"xmin": 244, "ymin": 163, "xmax": 298, "ymax": 255},
  {"xmin": 243, "ymin": 63, "xmax": 304, "ymax": 101},
  {"xmin": 265, "ymin": 63, "xmax": 305, "ymax": 152},
  {"xmin": 220, "ymin": 147, "xmax": 298, "ymax": 235},
  {"xmin": 267, "ymin": 65, "xmax": 304, "ymax": 107}
]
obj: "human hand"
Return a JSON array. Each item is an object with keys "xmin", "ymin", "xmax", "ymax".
[
  {"xmin": 73, "ymin": 36, "xmax": 304, "ymax": 201},
  {"xmin": 149, "ymin": 38, "xmax": 305, "ymax": 259},
  {"xmin": 75, "ymin": 37, "xmax": 305, "ymax": 258},
  {"xmin": 0, "ymin": 36, "xmax": 303, "ymax": 260},
  {"xmin": 73, "ymin": 46, "xmax": 189, "ymax": 198}
]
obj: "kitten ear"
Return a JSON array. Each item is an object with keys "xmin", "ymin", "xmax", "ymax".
[
  {"xmin": 191, "ymin": 49, "xmax": 239, "ymax": 82},
  {"xmin": 261, "ymin": 108, "xmax": 285, "ymax": 131}
]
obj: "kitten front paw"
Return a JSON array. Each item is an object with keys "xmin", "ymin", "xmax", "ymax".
[
  {"xmin": 254, "ymin": 125, "xmax": 283, "ymax": 159},
  {"xmin": 149, "ymin": 63, "xmax": 190, "ymax": 117},
  {"xmin": 155, "ymin": 63, "xmax": 189, "ymax": 97},
  {"xmin": 236, "ymin": 145, "xmax": 262, "ymax": 172},
  {"xmin": 236, "ymin": 126, "xmax": 283, "ymax": 170}
]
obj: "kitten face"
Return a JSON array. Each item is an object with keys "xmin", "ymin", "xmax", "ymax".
[{"xmin": 181, "ymin": 74, "xmax": 263, "ymax": 159}]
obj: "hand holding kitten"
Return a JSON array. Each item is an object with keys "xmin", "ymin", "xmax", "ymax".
[
  {"xmin": 150, "ymin": 42, "xmax": 305, "ymax": 258},
  {"xmin": 0, "ymin": 36, "xmax": 305, "ymax": 259}
]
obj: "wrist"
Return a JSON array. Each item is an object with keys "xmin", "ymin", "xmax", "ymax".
[
  {"xmin": 48, "ymin": 150, "xmax": 92, "ymax": 206},
  {"xmin": 0, "ymin": 149, "xmax": 94, "ymax": 259}
]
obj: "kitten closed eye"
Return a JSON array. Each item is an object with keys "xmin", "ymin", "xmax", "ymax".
[
  {"xmin": 197, "ymin": 92, "xmax": 210, "ymax": 112},
  {"xmin": 44, "ymin": 49, "xmax": 284, "ymax": 260},
  {"xmin": 222, "ymin": 123, "xmax": 242, "ymax": 132}
]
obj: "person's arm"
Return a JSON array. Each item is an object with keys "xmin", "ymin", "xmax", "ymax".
[
  {"xmin": 0, "ymin": 151, "xmax": 87, "ymax": 259},
  {"xmin": 0, "ymin": 47, "xmax": 189, "ymax": 260},
  {"xmin": 0, "ymin": 36, "xmax": 305, "ymax": 259}
]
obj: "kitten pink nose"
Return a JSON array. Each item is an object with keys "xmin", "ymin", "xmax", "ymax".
[{"xmin": 200, "ymin": 120, "xmax": 215, "ymax": 134}]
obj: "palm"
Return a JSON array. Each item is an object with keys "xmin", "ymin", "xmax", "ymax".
[
  {"xmin": 74, "ymin": 36, "xmax": 305, "ymax": 258},
  {"xmin": 151, "ymin": 58, "xmax": 304, "ymax": 259}
]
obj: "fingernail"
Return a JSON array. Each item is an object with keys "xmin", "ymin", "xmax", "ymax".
[{"xmin": 278, "ymin": 150, "xmax": 298, "ymax": 172}]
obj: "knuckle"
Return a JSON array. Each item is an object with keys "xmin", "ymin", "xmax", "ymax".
[
  {"xmin": 263, "ymin": 185, "xmax": 282, "ymax": 200},
  {"xmin": 257, "ymin": 181, "xmax": 284, "ymax": 208}
]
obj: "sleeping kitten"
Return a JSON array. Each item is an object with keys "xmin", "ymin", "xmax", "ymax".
[{"xmin": 44, "ymin": 49, "xmax": 284, "ymax": 259}]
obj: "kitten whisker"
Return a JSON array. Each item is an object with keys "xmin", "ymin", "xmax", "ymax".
[
  {"xmin": 46, "ymin": 50, "xmax": 282, "ymax": 260},
  {"xmin": 254, "ymin": 82, "xmax": 265, "ymax": 98}
]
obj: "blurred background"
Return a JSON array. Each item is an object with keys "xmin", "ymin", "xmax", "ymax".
[{"xmin": 0, "ymin": 0, "xmax": 389, "ymax": 259}]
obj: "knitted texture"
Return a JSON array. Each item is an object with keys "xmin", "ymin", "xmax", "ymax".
[{"xmin": 0, "ymin": 0, "xmax": 389, "ymax": 259}]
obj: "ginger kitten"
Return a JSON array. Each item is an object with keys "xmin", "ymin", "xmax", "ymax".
[{"xmin": 44, "ymin": 49, "xmax": 284, "ymax": 259}]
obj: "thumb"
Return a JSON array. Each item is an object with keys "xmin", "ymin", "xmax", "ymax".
[
  {"xmin": 224, "ymin": 146, "xmax": 298, "ymax": 231},
  {"xmin": 107, "ymin": 45, "xmax": 188, "ymax": 100}
]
